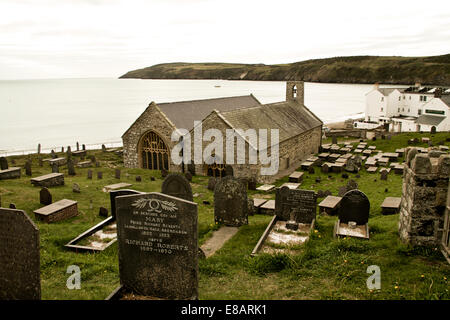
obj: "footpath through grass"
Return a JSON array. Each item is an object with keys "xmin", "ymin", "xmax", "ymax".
[{"xmin": 0, "ymin": 132, "xmax": 449, "ymax": 299}]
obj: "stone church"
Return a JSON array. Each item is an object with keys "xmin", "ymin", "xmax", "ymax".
[{"xmin": 122, "ymin": 81, "xmax": 323, "ymax": 183}]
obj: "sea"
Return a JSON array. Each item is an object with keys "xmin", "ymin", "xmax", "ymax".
[{"xmin": 0, "ymin": 78, "xmax": 378, "ymax": 156}]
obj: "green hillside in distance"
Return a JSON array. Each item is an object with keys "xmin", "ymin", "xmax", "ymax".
[{"xmin": 119, "ymin": 54, "xmax": 450, "ymax": 85}]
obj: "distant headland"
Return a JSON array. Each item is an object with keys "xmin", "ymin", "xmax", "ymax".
[{"xmin": 119, "ymin": 54, "xmax": 450, "ymax": 86}]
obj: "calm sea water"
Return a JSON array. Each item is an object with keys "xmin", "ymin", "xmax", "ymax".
[{"xmin": 0, "ymin": 78, "xmax": 374, "ymax": 155}]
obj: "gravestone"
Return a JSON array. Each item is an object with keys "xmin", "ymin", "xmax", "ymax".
[
  {"xmin": 67, "ymin": 159, "xmax": 76, "ymax": 176},
  {"xmin": 135, "ymin": 176, "xmax": 142, "ymax": 182},
  {"xmin": 25, "ymin": 160, "xmax": 32, "ymax": 176},
  {"xmin": 76, "ymin": 142, "xmax": 79, "ymax": 151},
  {"xmin": 87, "ymin": 169, "xmax": 93, "ymax": 179},
  {"xmin": 225, "ymin": 165, "xmax": 234, "ymax": 177},
  {"xmin": 338, "ymin": 186, "xmax": 348, "ymax": 197},
  {"xmin": 72, "ymin": 183, "xmax": 80, "ymax": 193},
  {"xmin": 61, "ymin": 147, "xmax": 64, "ymax": 153},
  {"xmin": 0, "ymin": 208, "xmax": 41, "ymax": 300},
  {"xmin": 431, "ymin": 126, "xmax": 437, "ymax": 134},
  {"xmin": 150, "ymin": 176, "xmax": 156, "ymax": 181},
  {"xmin": 161, "ymin": 168, "xmax": 168, "ymax": 178},
  {"xmin": 214, "ymin": 176, "xmax": 248, "ymax": 227},
  {"xmin": 99, "ymin": 207, "xmax": 108, "ymax": 217},
  {"xmin": 51, "ymin": 150, "xmax": 57, "ymax": 159},
  {"xmin": 207, "ymin": 177, "xmax": 217, "ymax": 191},
  {"xmin": 275, "ymin": 186, "xmax": 317, "ymax": 223},
  {"xmin": 321, "ymin": 163, "xmax": 330, "ymax": 173},
  {"xmin": 115, "ymin": 169, "xmax": 121, "ymax": 179},
  {"xmin": 102, "ymin": 144, "xmax": 106, "ymax": 152},
  {"xmin": 332, "ymin": 136, "xmax": 338, "ymax": 144},
  {"xmin": 184, "ymin": 171, "xmax": 192, "ymax": 182},
  {"xmin": 161, "ymin": 173, "xmax": 193, "ymax": 202},
  {"xmin": 347, "ymin": 179, "xmax": 358, "ymax": 191},
  {"xmin": 247, "ymin": 177, "xmax": 257, "ymax": 190},
  {"xmin": 39, "ymin": 187, "xmax": 52, "ymax": 205},
  {"xmin": 97, "ymin": 171, "xmax": 103, "ymax": 179},
  {"xmin": 37, "ymin": 144, "xmax": 41, "ymax": 154},
  {"xmin": 82, "ymin": 144, "xmax": 86, "ymax": 151},
  {"xmin": 115, "ymin": 192, "xmax": 198, "ymax": 299},
  {"xmin": 337, "ymin": 189, "xmax": 370, "ymax": 225},
  {"xmin": 9, "ymin": 203, "xmax": 16, "ymax": 209},
  {"xmin": 187, "ymin": 163, "xmax": 195, "ymax": 176},
  {"xmin": 109, "ymin": 189, "xmax": 144, "ymax": 219},
  {"xmin": 380, "ymin": 169, "xmax": 388, "ymax": 181},
  {"xmin": 308, "ymin": 166, "xmax": 315, "ymax": 174},
  {"xmin": 0, "ymin": 157, "xmax": 8, "ymax": 170},
  {"xmin": 345, "ymin": 158, "xmax": 358, "ymax": 173}
]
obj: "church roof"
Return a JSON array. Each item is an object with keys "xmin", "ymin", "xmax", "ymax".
[
  {"xmin": 417, "ymin": 115, "xmax": 445, "ymax": 126},
  {"xmin": 219, "ymin": 100, "xmax": 323, "ymax": 145},
  {"xmin": 157, "ymin": 95, "xmax": 261, "ymax": 131}
]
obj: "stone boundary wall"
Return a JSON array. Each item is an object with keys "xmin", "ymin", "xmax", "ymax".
[{"xmin": 399, "ymin": 147, "xmax": 450, "ymax": 246}]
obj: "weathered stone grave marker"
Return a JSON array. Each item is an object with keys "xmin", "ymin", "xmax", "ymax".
[
  {"xmin": 0, "ymin": 208, "xmax": 41, "ymax": 300},
  {"xmin": 113, "ymin": 192, "xmax": 198, "ymax": 299},
  {"xmin": 334, "ymin": 189, "xmax": 370, "ymax": 239},
  {"xmin": 275, "ymin": 186, "xmax": 317, "ymax": 223},
  {"xmin": 39, "ymin": 187, "xmax": 52, "ymax": 205},
  {"xmin": 214, "ymin": 176, "xmax": 248, "ymax": 227},
  {"xmin": 161, "ymin": 173, "xmax": 193, "ymax": 202}
]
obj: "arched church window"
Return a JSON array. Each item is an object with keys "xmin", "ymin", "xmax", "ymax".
[{"xmin": 139, "ymin": 131, "xmax": 169, "ymax": 170}]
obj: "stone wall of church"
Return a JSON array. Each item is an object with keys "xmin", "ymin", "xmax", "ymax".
[{"xmin": 122, "ymin": 103, "xmax": 182, "ymax": 173}]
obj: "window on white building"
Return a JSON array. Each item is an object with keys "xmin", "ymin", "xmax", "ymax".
[
  {"xmin": 381, "ymin": 97, "xmax": 384, "ymax": 102},
  {"xmin": 381, "ymin": 107, "xmax": 383, "ymax": 112},
  {"xmin": 398, "ymin": 108, "xmax": 400, "ymax": 112},
  {"xmin": 418, "ymin": 109, "xmax": 422, "ymax": 115},
  {"xmin": 424, "ymin": 96, "xmax": 427, "ymax": 102},
  {"xmin": 398, "ymin": 97, "xmax": 401, "ymax": 101}
]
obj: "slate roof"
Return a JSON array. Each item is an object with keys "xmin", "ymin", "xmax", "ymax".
[
  {"xmin": 417, "ymin": 115, "xmax": 445, "ymax": 126},
  {"xmin": 440, "ymin": 95, "xmax": 450, "ymax": 107},
  {"xmin": 219, "ymin": 100, "xmax": 323, "ymax": 145},
  {"xmin": 157, "ymin": 95, "xmax": 261, "ymax": 131},
  {"xmin": 377, "ymin": 88, "xmax": 398, "ymax": 96}
]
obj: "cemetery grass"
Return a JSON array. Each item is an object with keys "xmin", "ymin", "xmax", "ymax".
[{"xmin": 0, "ymin": 133, "xmax": 448, "ymax": 300}]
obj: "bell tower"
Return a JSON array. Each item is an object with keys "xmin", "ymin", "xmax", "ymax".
[{"xmin": 286, "ymin": 81, "xmax": 304, "ymax": 104}]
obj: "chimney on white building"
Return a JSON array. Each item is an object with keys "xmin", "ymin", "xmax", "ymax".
[
  {"xmin": 373, "ymin": 83, "xmax": 379, "ymax": 90},
  {"xmin": 414, "ymin": 82, "xmax": 421, "ymax": 88}
]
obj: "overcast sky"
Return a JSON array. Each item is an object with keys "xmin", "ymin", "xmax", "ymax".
[{"xmin": 1, "ymin": 0, "xmax": 449, "ymax": 80}]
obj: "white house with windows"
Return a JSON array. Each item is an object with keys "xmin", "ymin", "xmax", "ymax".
[{"xmin": 354, "ymin": 84, "xmax": 450, "ymax": 132}]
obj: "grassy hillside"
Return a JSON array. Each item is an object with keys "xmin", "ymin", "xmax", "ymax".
[{"xmin": 120, "ymin": 54, "xmax": 450, "ymax": 85}]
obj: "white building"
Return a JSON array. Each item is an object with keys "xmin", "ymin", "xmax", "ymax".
[{"xmin": 355, "ymin": 84, "xmax": 450, "ymax": 132}]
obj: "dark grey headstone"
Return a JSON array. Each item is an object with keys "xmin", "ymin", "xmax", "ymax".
[
  {"xmin": 380, "ymin": 169, "xmax": 388, "ymax": 180},
  {"xmin": 76, "ymin": 142, "xmax": 79, "ymax": 151},
  {"xmin": 97, "ymin": 171, "xmax": 103, "ymax": 179},
  {"xmin": 161, "ymin": 168, "xmax": 168, "ymax": 178},
  {"xmin": 345, "ymin": 158, "xmax": 358, "ymax": 173},
  {"xmin": 37, "ymin": 144, "xmax": 41, "ymax": 154},
  {"xmin": 51, "ymin": 163, "xmax": 59, "ymax": 173},
  {"xmin": 332, "ymin": 136, "xmax": 338, "ymax": 144},
  {"xmin": 184, "ymin": 172, "xmax": 192, "ymax": 182},
  {"xmin": 0, "ymin": 157, "xmax": 8, "ymax": 170},
  {"xmin": 214, "ymin": 176, "xmax": 248, "ymax": 227},
  {"xmin": 161, "ymin": 173, "xmax": 193, "ymax": 202},
  {"xmin": 338, "ymin": 186, "xmax": 347, "ymax": 197},
  {"xmin": 82, "ymin": 144, "xmax": 86, "ymax": 151},
  {"xmin": 39, "ymin": 187, "xmax": 52, "ymax": 205},
  {"xmin": 207, "ymin": 177, "xmax": 217, "ymax": 191},
  {"xmin": 431, "ymin": 126, "xmax": 437, "ymax": 134},
  {"xmin": 115, "ymin": 169, "xmax": 121, "ymax": 179},
  {"xmin": 187, "ymin": 163, "xmax": 195, "ymax": 175},
  {"xmin": 275, "ymin": 186, "xmax": 317, "ymax": 223},
  {"xmin": 308, "ymin": 166, "xmax": 315, "ymax": 174},
  {"xmin": 67, "ymin": 159, "xmax": 76, "ymax": 176},
  {"xmin": 99, "ymin": 207, "xmax": 108, "ymax": 217},
  {"xmin": 150, "ymin": 176, "xmax": 156, "ymax": 181},
  {"xmin": 116, "ymin": 192, "xmax": 198, "ymax": 299},
  {"xmin": 338, "ymin": 189, "xmax": 370, "ymax": 225},
  {"xmin": 102, "ymin": 144, "xmax": 106, "ymax": 152},
  {"xmin": 109, "ymin": 189, "xmax": 143, "ymax": 219},
  {"xmin": 9, "ymin": 203, "xmax": 16, "ymax": 209},
  {"xmin": 247, "ymin": 177, "xmax": 257, "ymax": 190},
  {"xmin": 25, "ymin": 160, "xmax": 32, "ymax": 176},
  {"xmin": 87, "ymin": 169, "xmax": 92, "ymax": 179},
  {"xmin": 0, "ymin": 208, "xmax": 41, "ymax": 300},
  {"xmin": 321, "ymin": 163, "xmax": 329, "ymax": 173},
  {"xmin": 135, "ymin": 175, "xmax": 142, "ymax": 182},
  {"xmin": 51, "ymin": 150, "xmax": 57, "ymax": 159}
]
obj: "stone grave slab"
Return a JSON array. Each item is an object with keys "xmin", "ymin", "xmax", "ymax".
[
  {"xmin": 394, "ymin": 164, "xmax": 404, "ymax": 174},
  {"xmin": 34, "ymin": 199, "xmax": 78, "ymax": 223},
  {"xmin": 381, "ymin": 197, "xmax": 401, "ymax": 215},
  {"xmin": 368, "ymin": 146, "xmax": 376, "ymax": 150},
  {"xmin": 214, "ymin": 176, "xmax": 248, "ymax": 227},
  {"xmin": 366, "ymin": 166, "xmax": 377, "ymax": 173},
  {"xmin": 362, "ymin": 150, "xmax": 372, "ymax": 156},
  {"xmin": 256, "ymin": 184, "xmax": 275, "ymax": 192},
  {"xmin": 365, "ymin": 159, "xmax": 377, "ymax": 168},
  {"xmin": 0, "ymin": 167, "xmax": 21, "ymax": 180},
  {"xmin": 318, "ymin": 196, "xmax": 342, "ymax": 215},
  {"xmin": 306, "ymin": 156, "xmax": 319, "ymax": 164},
  {"xmin": 331, "ymin": 162, "xmax": 345, "ymax": 173},
  {"xmin": 0, "ymin": 208, "xmax": 41, "ymax": 300},
  {"xmin": 30, "ymin": 173, "xmax": 64, "ymax": 187},
  {"xmin": 318, "ymin": 152, "xmax": 330, "ymax": 159},
  {"xmin": 112, "ymin": 192, "xmax": 198, "ymax": 299},
  {"xmin": 280, "ymin": 182, "xmax": 300, "ymax": 190},
  {"xmin": 301, "ymin": 161, "xmax": 314, "ymax": 171},
  {"xmin": 72, "ymin": 150, "xmax": 87, "ymax": 157},
  {"xmin": 288, "ymin": 171, "xmax": 304, "ymax": 183},
  {"xmin": 395, "ymin": 148, "xmax": 405, "ymax": 157},
  {"xmin": 76, "ymin": 160, "xmax": 92, "ymax": 168},
  {"xmin": 329, "ymin": 153, "xmax": 341, "ymax": 161},
  {"xmin": 253, "ymin": 198, "xmax": 268, "ymax": 214},
  {"xmin": 161, "ymin": 173, "xmax": 193, "ymax": 202},
  {"xmin": 439, "ymin": 145, "xmax": 449, "ymax": 152},
  {"xmin": 259, "ymin": 199, "xmax": 275, "ymax": 215},
  {"xmin": 103, "ymin": 182, "xmax": 133, "ymax": 193},
  {"xmin": 48, "ymin": 157, "xmax": 66, "ymax": 166},
  {"xmin": 382, "ymin": 152, "xmax": 399, "ymax": 161}
]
